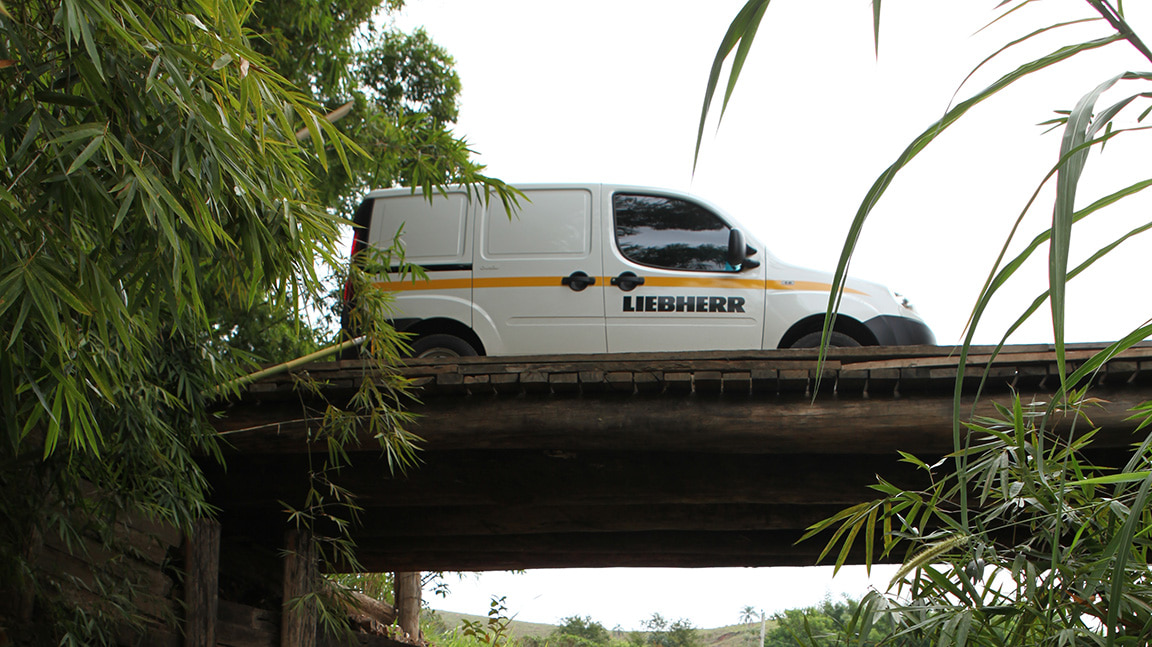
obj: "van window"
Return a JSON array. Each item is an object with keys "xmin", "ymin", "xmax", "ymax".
[
  {"xmin": 485, "ymin": 189, "xmax": 592, "ymax": 258},
  {"xmin": 613, "ymin": 193, "xmax": 734, "ymax": 272}
]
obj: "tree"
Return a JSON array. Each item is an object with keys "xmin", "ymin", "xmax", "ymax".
[
  {"xmin": 701, "ymin": 2, "xmax": 1152, "ymax": 645},
  {"xmin": 0, "ymin": 0, "xmax": 501, "ymax": 643},
  {"xmin": 553, "ymin": 615, "xmax": 612, "ymax": 647},
  {"xmin": 739, "ymin": 605, "xmax": 763, "ymax": 647},
  {"xmin": 248, "ymin": 0, "xmax": 512, "ymax": 215},
  {"xmin": 642, "ymin": 613, "xmax": 701, "ymax": 647}
]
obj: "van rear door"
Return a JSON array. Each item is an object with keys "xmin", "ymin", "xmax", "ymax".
[
  {"xmin": 472, "ymin": 187, "xmax": 607, "ymax": 355},
  {"xmin": 602, "ymin": 191, "xmax": 766, "ymax": 352},
  {"xmin": 370, "ymin": 190, "xmax": 474, "ymax": 330}
]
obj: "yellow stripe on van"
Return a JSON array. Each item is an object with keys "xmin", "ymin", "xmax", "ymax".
[
  {"xmin": 473, "ymin": 277, "xmax": 570, "ymax": 289},
  {"xmin": 639, "ymin": 276, "xmax": 764, "ymax": 290},
  {"xmin": 375, "ymin": 278, "xmax": 471, "ymax": 291},
  {"xmin": 767, "ymin": 280, "xmax": 868, "ymax": 296},
  {"xmin": 375, "ymin": 276, "xmax": 868, "ymax": 295}
]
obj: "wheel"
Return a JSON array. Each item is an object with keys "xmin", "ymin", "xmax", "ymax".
[
  {"xmin": 410, "ymin": 334, "xmax": 479, "ymax": 359},
  {"xmin": 789, "ymin": 331, "xmax": 862, "ymax": 348}
]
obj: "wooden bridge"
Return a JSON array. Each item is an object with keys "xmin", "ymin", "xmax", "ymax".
[{"xmin": 207, "ymin": 343, "xmax": 1152, "ymax": 572}]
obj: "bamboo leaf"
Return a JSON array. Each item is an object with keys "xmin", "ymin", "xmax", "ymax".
[
  {"xmin": 694, "ymin": 0, "xmax": 771, "ymax": 171},
  {"xmin": 66, "ymin": 134, "xmax": 105, "ymax": 175}
]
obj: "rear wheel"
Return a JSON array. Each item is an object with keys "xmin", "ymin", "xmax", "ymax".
[
  {"xmin": 789, "ymin": 331, "xmax": 862, "ymax": 348},
  {"xmin": 410, "ymin": 334, "xmax": 479, "ymax": 359}
]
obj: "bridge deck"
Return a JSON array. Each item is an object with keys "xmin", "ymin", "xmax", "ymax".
[{"xmin": 208, "ymin": 344, "xmax": 1152, "ymax": 570}]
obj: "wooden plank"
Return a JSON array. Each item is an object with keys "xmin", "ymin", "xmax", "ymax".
[
  {"xmin": 695, "ymin": 371, "xmax": 722, "ymax": 394},
  {"xmin": 635, "ymin": 371, "xmax": 663, "ymax": 394},
  {"xmin": 463, "ymin": 374, "xmax": 495, "ymax": 396},
  {"xmin": 606, "ymin": 371, "xmax": 634, "ymax": 394},
  {"xmin": 722, "ymin": 371, "xmax": 751, "ymax": 395},
  {"xmin": 549, "ymin": 373, "xmax": 580, "ymax": 394}
]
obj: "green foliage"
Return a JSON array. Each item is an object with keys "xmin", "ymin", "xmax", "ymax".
[
  {"xmin": 763, "ymin": 597, "xmax": 897, "ymax": 647},
  {"xmin": 642, "ymin": 613, "xmax": 701, "ymax": 647},
  {"xmin": 0, "ymin": 0, "xmax": 503, "ymax": 641},
  {"xmin": 461, "ymin": 596, "xmax": 516, "ymax": 647},
  {"xmin": 247, "ymin": 0, "xmax": 514, "ymax": 215},
  {"xmin": 550, "ymin": 615, "xmax": 612, "ymax": 647},
  {"xmin": 702, "ymin": 1, "xmax": 1152, "ymax": 646}
]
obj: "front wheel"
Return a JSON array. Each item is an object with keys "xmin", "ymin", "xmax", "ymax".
[
  {"xmin": 410, "ymin": 334, "xmax": 479, "ymax": 359},
  {"xmin": 789, "ymin": 331, "xmax": 862, "ymax": 349}
]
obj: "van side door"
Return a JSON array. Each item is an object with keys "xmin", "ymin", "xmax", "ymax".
[
  {"xmin": 471, "ymin": 187, "xmax": 607, "ymax": 355},
  {"xmin": 603, "ymin": 192, "xmax": 766, "ymax": 352}
]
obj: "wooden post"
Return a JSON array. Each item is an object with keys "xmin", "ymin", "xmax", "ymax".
[
  {"xmin": 393, "ymin": 571, "xmax": 421, "ymax": 641},
  {"xmin": 185, "ymin": 518, "xmax": 220, "ymax": 647},
  {"xmin": 281, "ymin": 529, "xmax": 318, "ymax": 647}
]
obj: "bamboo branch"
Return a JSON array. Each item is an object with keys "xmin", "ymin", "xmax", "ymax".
[
  {"xmin": 215, "ymin": 336, "xmax": 366, "ymax": 395},
  {"xmin": 1086, "ymin": 0, "xmax": 1152, "ymax": 66}
]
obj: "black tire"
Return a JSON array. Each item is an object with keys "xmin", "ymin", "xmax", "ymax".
[
  {"xmin": 410, "ymin": 334, "xmax": 479, "ymax": 359},
  {"xmin": 789, "ymin": 331, "xmax": 862, "ymax": 348}
]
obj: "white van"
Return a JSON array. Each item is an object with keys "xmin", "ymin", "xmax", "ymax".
[{"xmin": 346, "ymin": 184, "xmax": 934, "ymax": 357}]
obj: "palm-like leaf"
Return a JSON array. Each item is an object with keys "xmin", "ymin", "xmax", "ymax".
[{"xmin": 701, "ymin": 1, "xmax": 1152, "ymax": 643}]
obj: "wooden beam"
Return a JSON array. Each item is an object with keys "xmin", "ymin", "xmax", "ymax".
[
  {"xmin": 215, "ymin": 387, "xmax": 1149, "ymax": 456},
  {"xmin": 348, "ymin": 530, "xmax": 890, "ymax": 572},
  {"xmin": 344, "ymin": 503, "xmax": 848, "ymax": 538},
  {"xmin": 184, "ymin": 519, "xmax": 220, "ymax": 647},
  {"xmin": 207, "ymin": 451, "xmax": 927, "ymax": 510}
]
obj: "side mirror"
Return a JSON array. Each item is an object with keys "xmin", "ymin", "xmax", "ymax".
[
  {"xmin": 728, "ymin": 229, "xmax": 746, "ymax": 268},
  {"xmin": 727, "ymin": 229, "xmax": 760, "ymax": 270}
]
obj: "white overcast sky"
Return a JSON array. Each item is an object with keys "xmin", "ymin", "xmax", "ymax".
[{"xmin": 386, "ymin": 0, "xmax": 1152, "ymax": 631}]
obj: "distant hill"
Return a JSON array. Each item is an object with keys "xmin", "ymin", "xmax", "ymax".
[{"xmin": 427, "ymin": 610, "xmax": 770, "ymax": 647}]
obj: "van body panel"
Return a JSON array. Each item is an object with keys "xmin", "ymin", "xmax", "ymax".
[
  {"xmin": 370, "ymin": 191, "xmax": 473, "ymax": 332},
  {"xmin": 472, "ymin": 187, "xmax": 607, "ymax": 355},
  {"xmin": 354, "ymin": 183, "xmax": 934, "ymax": 355},
  {"xmin": 371, "ymin": 192, "xmax": 472, "ymax": 266}
]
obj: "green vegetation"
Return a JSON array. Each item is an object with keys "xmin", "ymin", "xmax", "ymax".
[
  {"xmin": 763, "ymin": 597, "xmax": 896, "ymax": 647},
  {"xmin": 550, "ymin": 615, "xmax": 613, "ymax": 647},
  {"xmin": 703, "ymin": 1, "xmax": 1152, "ymax": 645},
  {"xmin": 0, "ymin": 0, "xmax": 509, "ymax": 642},
  {"xmin": 637, "ymin": 613, "xmax": 702, "ymax": 647}
]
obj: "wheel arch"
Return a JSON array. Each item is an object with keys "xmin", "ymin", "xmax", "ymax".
[
  {"xmin": 398, "ymin": 318, "xmax": 487, "ymax": 356},
  {"xmin": 777, "ymin": 314, "xmax": 879, "ymax": 349}
]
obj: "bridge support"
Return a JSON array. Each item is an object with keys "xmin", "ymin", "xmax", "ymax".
[
  {"xmin": 394, "ymin": 572, "xmax": 421, "ymax": 640},
  {"xmin": 184, "ymin": 519, "xmax": 220, "ymax": 647},
  {"xmin": 281, "ymin": 528, "xmax": 318, "ymax": 647}
]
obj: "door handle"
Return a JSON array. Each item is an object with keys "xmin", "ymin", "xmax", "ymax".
[
  {"xmin": 610, "ymin": 272, "xmax": 645, "ymax": 292},
  {"xmin": 561, "ymin": 271, "xmax": 596, "ymax": 292}
]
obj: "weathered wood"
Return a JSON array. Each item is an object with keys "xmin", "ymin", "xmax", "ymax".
[
  {"xmin": 229, "ymin": 344, "xmax": 1152, "ymax": 400},
  {"xmin": 209, "ymin": 451, "xmax": 924, "ymax": 510},
  {"xmin": 281, "ymin": 529, "xmax": 317, "ymax": 647},
  {"xmin": 185, "ymin": 519, "xmax": 220, "ymax": 647},
  {"xmin": 341, "ymin": 590, "xmax": 397, "ymax": 630},
  {"xmin": 345, "ymin": 503, "xmax": 848, "ymax": 538},
  {"xmin": 218, "ymin": 599, "xmax": 277, "ymax": 647},
  {"xmin": 350, "ymin": 530, "xmax": 889, "ymax": 572},
  {"xmin": 216, "ymin": 387, "xmax": 1148, "ymax": 456},
  {"xmin": 204, "ymin": 343, "xmax": 1152, "ymax": 572},
  {"xmin": 393, "ymin": 572, "xmax": 421, "ymax": 641}
]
